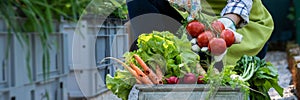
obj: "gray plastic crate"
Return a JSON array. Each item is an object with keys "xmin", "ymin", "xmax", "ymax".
[
  {"xmin": 0, "ymin": 92, "xmax": 9, "ymax": 100},
  {"xmin": 136, "ymin": 84, "xmax": 244, "ymax": 100},
  {"xmin": 111, "ymin": 34, "xmax": 128, "ymax": 58},
  {"xmin": 95, "ymin": 19, "xmax": 128, "ymax": 93},
  {"xmin": 96, "ymin": 19, "xmax": 128, "ymax": 64},
  {"xmin": 6, "ymin": 33, "xmax": 66, "ymax": 84},
  {"xmin": 32, "ymin": 33, "xmax": 65, "ymax": 81},
  {"xmin": 66, "ymin": 71, "xmax": 85, "ymax": 98},
  {"xmin": 0, "ymin": 31, "xmax": 69, "ymax": 100},
  {"xmin": 9, "ymin": 85, "xmax": 34, "ymax": 100},
  {"xmin": 7, "ymin": 79, "xmax": 63, "ymax": 100},
  {"xmin": 68, "ymin": 69, "xmax": 104, "ymax": 98},
  {"xmin": 59, "ymin": 21, "xmax": 76, "ymax": 71},
  {"xmin": 35, "ymin": 80, "xmax": 61, "ymax": 100},
  {"xmin": 0, "ymin": 17, "xmax": 70, "ymax": 100},
  {"xmin": 11, "ymin": 34, "xmax": 33, "ymax": 87},
  {"xmin": 59, "ymin": 16, "xmax": 129, "ymax": 99},
  {"xmin": 0, "ymin": 33, "xmax": 8, "ymax": 89}
]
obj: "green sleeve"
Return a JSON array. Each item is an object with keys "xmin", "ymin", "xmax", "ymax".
[{"xmin": 224, "ymin": 0, "xmax": 274, "ymax": 65}]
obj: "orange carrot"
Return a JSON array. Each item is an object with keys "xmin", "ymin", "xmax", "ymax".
[
  {"xmin": 136, "ymin": 79, "xmax": 142, "ymax": 84},
  {"xmin": 130, "ymin": 63, "xmax": 153, "ymax": 84},
  {"xmin": 133, "ymin": 54, "xmax": 160, "ymax": 84},
  {"xmin": 130, "ymin": 63, "xmax": 147, "ymax": 76},
  {"xmin": 155, "ymin": 65, "xmax": 163, "ymax": 84},
  {"xmin": 101, "ymin": 57, "xmax": 138, "ymax": 77},
  {"xmin": 100, "ymin": 57, "xmax": 145, "ymax": 84},
  {"xmin": 133, "ymin": 54, "xmax": 151, "ymax": 74}
]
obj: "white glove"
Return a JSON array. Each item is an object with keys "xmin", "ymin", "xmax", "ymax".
[
  {"xmin": 218, "ymin": 17, "xmax": 243, "ymax": 44},
  {"xmin": 218, "ymin": 17, "xmax": 236, "ymax": 31},
  {"xmin": 214, "ymin": 49, "xmax": 227, "ymax": 62},
  {"xmin": 212, "ymin": 18, "xmax": 243, "ymax": 62}
]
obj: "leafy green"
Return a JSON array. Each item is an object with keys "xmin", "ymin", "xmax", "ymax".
[
  {"xmin": 204, "ymin": 62, "xmax": 223, "ymax": 99},
  {"xmin": 134, "ymin": 31, "xmax": 200, "ymax": 77},
  {"xmin": 205, "ymin": 63, "xmax": 250, "ymax": 100},
  {"xmin": 248, "ymin": 62, "xmax": 283, "ymax": 100},
  {"xmin": 215, "ymin": 55, "xmax": 283, "ymax": 100},
  {"xmin": 221, "ymin": 65, "xmax": 250, "ymax": 100},
  {"xmin": 234, "ymin": 55, "xmax": 283, "ymax": 100},
  {"xmin": 106, "ymin": 70, "xmax": 136, "ymax": 100}
]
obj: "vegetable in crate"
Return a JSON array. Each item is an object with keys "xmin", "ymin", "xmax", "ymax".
[
  {"xmin": 105, "ymin": 31, "xmax": 204, "ymax": 100},
  {"xmin": 182, "ymin": 73, "xmax": 197, "ymax": 84},
  {"xmin": 166, "ymin": 76, "xmax": 179, "ymax": 84},
  {"xmin": 213, "ymin": 55, "xmax": 283, "ymax": 100},
  {"xmin": 230, "ymin": 55, "xmax": 283, "ymax": 100},
  {"xmin": 132, "ymin": 31, "xmax": 201, "ymax": 77},
  {"xmin": 106, "ymin": 70, "xmax": 136, "ymax": 100}
]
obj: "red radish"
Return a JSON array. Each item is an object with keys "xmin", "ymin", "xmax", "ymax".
[
  {"xmin": 186, "ymin": 20, "xmax": 205, "ymax": 37},
  {"xmin": 197, "ymin": 31, "xmax": 214, "ymax": 47},
  {"xmin": 166, "ymin": 76, "xmax": 179, "ymax": 84},
  {"xmin": 197, "ymin": 75, "xmax": 205, "ymax": 84},
  {"xmin": 183, "ymin": 73, "xmax": 197, "ymax": 84},
  {"xmin": 208, "ymin": 38, "xmax": 227, "ymax": 56},
  {"xmin": 220, "ymin": 29, "xmax": 235, "ymax": 47},
  {"xmin": 211, "ymin": 20, "xmax": 225, "ymax": 33}
]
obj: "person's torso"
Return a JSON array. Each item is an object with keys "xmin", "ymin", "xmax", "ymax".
[{"xmin": 201, "ymin": 0, "xmax": 227, "ymax": 16}]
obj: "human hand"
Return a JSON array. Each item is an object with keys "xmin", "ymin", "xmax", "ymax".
[
  {"xmin": 211, "ymin": 17, "xmax": 243, "ymax": 62},
  {"xmin": 217, "ymin": 17, "xmax": 243, "ymax": 44}
]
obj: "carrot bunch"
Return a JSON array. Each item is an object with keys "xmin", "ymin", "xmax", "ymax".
[{"xmin": 127, "ymin": 54, "xmax": 163, "ymax": 85}]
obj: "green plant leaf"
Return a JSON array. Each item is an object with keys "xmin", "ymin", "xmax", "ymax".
[{"xmin": 106, "ymin": 70, "xmax": 135, "ymax": 100}]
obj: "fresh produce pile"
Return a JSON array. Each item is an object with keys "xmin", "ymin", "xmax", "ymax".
[
  {"xmin": 105, "ymin": 31, "xmax": 206, "ymax": 100},
  {"xmin": 104, "ymin": 0, "xmax": 283, "ymax": 99},
  {"xmin": 104, "ymin": 31, "xmax": 283, "ymax": 100}
]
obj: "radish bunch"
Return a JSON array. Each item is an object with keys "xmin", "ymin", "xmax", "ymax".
[
  {"xmin": 186, "ymin": 20, "xmax": 239, "ymax": 56},
  {"xmin": 165, "ymin": 73, "xmax": 205, "ymax": 84}
]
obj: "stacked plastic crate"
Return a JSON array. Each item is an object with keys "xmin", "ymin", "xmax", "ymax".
[
  {"xmin": 0, "ymin": 14, "xmax": 128, "ymax": 100},
  {"xmin": 0, "ymin": 18, "xmax": 68, "ymax": 100},
  {"xmin": 61, "ymin": 15, "xmax": 128, "ymax": 99},
  {"xmin": 0, "ymin": 26, "xmax": 9, "ymax": 100}
]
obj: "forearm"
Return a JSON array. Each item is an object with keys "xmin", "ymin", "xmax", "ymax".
[
  {"xmin": 221, "ymin": 0, "xmax": 253, "ymax": 28},
  {"xmin": 223, "ymin": 14, "xmax": 242, "ymax": 26}
]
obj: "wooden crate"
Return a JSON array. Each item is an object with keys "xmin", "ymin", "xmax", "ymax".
[
  {"xmin": 296, "ymin": 63, "xmax": 300, "ymax": 98},
  {"xmin": 286, "ymin": 42, "xmax": 300, "ymax": 98},
  {"xmin": 286, "ymin": 43, "xmax": 300, "ymax": 71}
]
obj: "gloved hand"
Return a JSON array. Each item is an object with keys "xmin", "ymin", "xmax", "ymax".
[
  {"xmin": 213, "ymin": 17, "xmax": 243, "ymax": 62},
  {"xmin": 218, "ymin": 17, "xmax": 236, "ymax": 31},
  {"xmin": 218, "ymin": 17, "xmax": 243, "ymax": 43}
]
